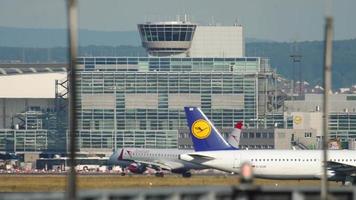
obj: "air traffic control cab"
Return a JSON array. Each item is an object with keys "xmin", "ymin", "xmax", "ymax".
[
  {"xmin": 138, "ymin": 21, "xmax": 197, "ymax": 57},
  {"xmin": 138, "ymin": 19, "xmax": 244, "ymax": 58}
]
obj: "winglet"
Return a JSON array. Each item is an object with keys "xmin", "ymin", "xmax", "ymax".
[
  {"xmin": 118, "ymin": 148, "xmax": 124, "ymax": 160},
  {"xmin": 184, "ymin": 107, "xmax": 236, "ymax": 151}
]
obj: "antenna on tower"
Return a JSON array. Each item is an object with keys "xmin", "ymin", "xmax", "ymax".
[
  {"xmin": 234, "ymin": 17, "xmax": 239, "ymax": 26},
  {"xmin": 290, "ymin": 41, "xmax": 303, "ymax": 98},
  {"xmin": 211, "ymin": 16, "xmax": 215, "ymax": 26}
]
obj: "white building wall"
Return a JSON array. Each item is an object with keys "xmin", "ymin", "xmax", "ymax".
[
  {"xmin": 188, "ymin": 26, "xmax": 244, "ymax": 57},
  {"xmin": 284, "ymin": 94, "xmax": 356, "ymax": 113},
  {"xmin": 0, "ymin": 73, "xmax": 66, "ymax": 98},
  {"xmin": 288, "ymin": 112, "xmax": 323, "ymax": 136}
]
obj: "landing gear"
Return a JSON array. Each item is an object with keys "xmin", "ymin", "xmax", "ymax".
[
  {"xmin": 120, "ymin": 166, "xmax": 126, "ymax": 176},
  {"xmin": 343, "ymin": 176, "xmax": 356, "ymax": 186},
  {"xmin": 155, "ymin": 172, "xmax": 164, "ymax": 177},
  {"xmin": 182, "ymin": 171, "xmax": 192, "ymax": 178}
]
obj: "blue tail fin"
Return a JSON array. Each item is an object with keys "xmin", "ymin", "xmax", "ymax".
[{"xmin": 184, "ymin": 107, "xmax": 236, "ymax": 151}]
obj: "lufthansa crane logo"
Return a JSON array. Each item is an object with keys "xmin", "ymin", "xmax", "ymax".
[
  {"xmin": 294, "ymin": 116, "xmax": 302, "ymax": 125},
  {"xmin": 192, "ymin": 119, "xmax": 211, "ymax": 139}
]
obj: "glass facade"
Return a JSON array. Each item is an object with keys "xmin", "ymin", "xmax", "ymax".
[
  {"xmin": 74, "ymin": 57, "xmax": 275, "ymax": 150},
  {"xmin": 76, "ymin": 57, "xmax": 262, "ymax": 73},
  {"xmin": 0, "ymin": 130, "xmax": 47, "ymax": 152},
  {"xmin": 1, "ymin": 57, "xmax": 356, "ymax": 152},
  {"xmin": 0, "ymin": 106, "xmax": 64, "ymax": 153},
  {"xmin": 329, "ymin": 113, "xmax": 356, "ymax": 140}
]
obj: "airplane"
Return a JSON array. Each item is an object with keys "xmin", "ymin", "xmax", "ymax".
[
  {"xmin": 179, "ymin": 106, "xmax": 356, "ymax": 185},
  {"xmin": 108, "ymin": 148, "xmax": 204, "ymax": 177},
  {"xmin": 108, "ymin": 121, "xmax": 243, "ymax": 177}
]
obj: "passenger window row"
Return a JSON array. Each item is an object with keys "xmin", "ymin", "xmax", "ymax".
[
  {"xmin": 251, "ymin": 158, "xmax": 318, "ymax": 162},
  {"xmin": 131, "ymin": 152, "xmax": 177, "ymax": 158},
  {"xmin": 250, "ymin": 158, "xmax": 356, "ymax": 162}
]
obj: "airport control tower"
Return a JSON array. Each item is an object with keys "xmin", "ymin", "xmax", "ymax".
[
  {"xmin": 138, "ymin": 21, "xmax": 197, "ymax": 57},
  {"xmin": 138, "ymin": 19, "xmax": 244, "ymax": 57}
]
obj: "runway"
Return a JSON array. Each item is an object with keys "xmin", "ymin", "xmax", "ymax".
[{"xmin": 0, "ymin": 173, "xmax": 342, "ymax": 192}]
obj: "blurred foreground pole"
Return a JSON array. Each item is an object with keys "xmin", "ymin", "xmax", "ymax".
[
  {"xmin": 233, "ymin": 162, "xmax": 255, "ymax": 200},
  {"xmin": 321, "ymin": 16, "xmax": 333, "ymax": 200},
  {"xmin": 66, "ymin": 0, "xmax": 78, "ymax": 200}
]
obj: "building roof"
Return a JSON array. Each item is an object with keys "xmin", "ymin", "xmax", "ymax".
[{"xmin": 0, "ymin": 63, "xmax": 66, "ymax": 75}]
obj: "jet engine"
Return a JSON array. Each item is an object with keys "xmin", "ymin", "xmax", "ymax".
[{"xmin": 127, "ymin": 163, "xmax": 147, "ymax": 174}]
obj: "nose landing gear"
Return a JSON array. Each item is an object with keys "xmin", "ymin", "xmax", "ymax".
[{"xmin": 182, "ymin": 171, "xmax": 192, "ymax": 178}]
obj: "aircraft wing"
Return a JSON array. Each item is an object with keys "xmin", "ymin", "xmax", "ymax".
[
  {"xmin": 135, "ymin": 160, "xmax": 183, "ymax": 171},
  {"xmin": 186, "ymin": 153, "xmax": 216, "ymax": 161},
  {"xmin": 327, "ymin": 161, "xmax": 356, "ymax": 175},
  {"xmin": 178, "ymin": 153, "xmax": 216, "ymax": 165}
]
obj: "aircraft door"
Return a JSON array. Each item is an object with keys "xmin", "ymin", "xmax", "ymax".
[{"xmin": 233, "ymin": 154, "xmax": 241, "ymax": 170}]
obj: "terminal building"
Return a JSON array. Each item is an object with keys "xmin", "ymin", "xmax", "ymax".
[
  {"xmin": 72, "ymin": 19, "xmax": 279, "ymax": 153},
  {"xmin": 75, "ymin": 56, "xmax": 277, "ymax": 152},
  {"xmin": 0, "ymin": 19, "xmax": 355, "ymax": 154}
]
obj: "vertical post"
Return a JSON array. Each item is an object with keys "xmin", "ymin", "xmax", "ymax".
[
  {"xmin": 114, "ymin": 87, "xmax": 117, "ymax": 150},
  {"xmin": 14, "ymin": 130, "xmax": 16, "ymax": 152},
  {"xmin": 2, "ymin": 99, "xmax": 6, "ymax": 131},
  {"xmin": 66, "ymin": 0, "xmax": 78, "ymax": 200},
  {"xmin": 298, "ymin": 60, "xmax": 302, "ymax": 96},
  {"xmin": 321, "ymin": 16, "xmax": 333, "ymax": 200},
  {"xmin": 290, "ymin": 54, "xmax": 302, "ymax": 98}
]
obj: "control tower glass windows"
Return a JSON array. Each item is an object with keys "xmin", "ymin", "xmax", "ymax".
[
  {"xmin": 139, "ymin": 24, "xmax": 196, "ymax": 42},
  {"xmin": 138, "ymin": 23, "xmax": 197, "ymax": 56},
  {"xmin": 165, "ymin": 27, "xmax": 173, "ymax": 41}
]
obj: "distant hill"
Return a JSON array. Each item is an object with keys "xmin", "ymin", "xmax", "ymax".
[
  {"xmin": 245, "ymin": 39, "xmax": 356, "ymax": 89},
  {"xmin": 0, "ymin": 26, "xmax": 355, "ymax": 89},
  {"xmin": 0, "ymin": 27, "xmax": 141, "ymax": 47},
  {"xmin": 0, "ymin": 45, "xmax": 147, "ymax": 63},
  {"xmin": 0, "ymin": 26, "xmax": 270, "ymax": 47}
]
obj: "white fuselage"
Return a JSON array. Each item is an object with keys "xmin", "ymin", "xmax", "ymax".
[
  {"xmin": 181, "ymin": 150, "xmax": 356, "ymax": 180},
  {"xmin": 109, "ymin": 148, "xmax": 205, "ymax": 172}
]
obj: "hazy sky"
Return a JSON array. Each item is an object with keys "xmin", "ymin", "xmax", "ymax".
[{"xmin": 1, "ymin": 0, "xmax": 355, "ymax": 42}]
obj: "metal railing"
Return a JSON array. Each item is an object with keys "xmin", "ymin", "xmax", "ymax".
[{"xmin": 0, "ymin": 186, "xmax": 355, "ymax": 200}]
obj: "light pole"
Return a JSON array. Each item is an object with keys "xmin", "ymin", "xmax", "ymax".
[
  {"xmin": 66, "ymin": 0, "xmax": 78, "ymax": 199},
  {"xmin": 113, "ymin": 86, "xmax": 117, "ymax": 150},
  {"xmin": 321, "ymin": 16, "xmax": 333, "ymax": 200}
]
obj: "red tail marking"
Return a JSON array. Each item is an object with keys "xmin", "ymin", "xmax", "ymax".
[{"xmin": 235, "ymin": 121, "xmax": 243, "ymax": 129}]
